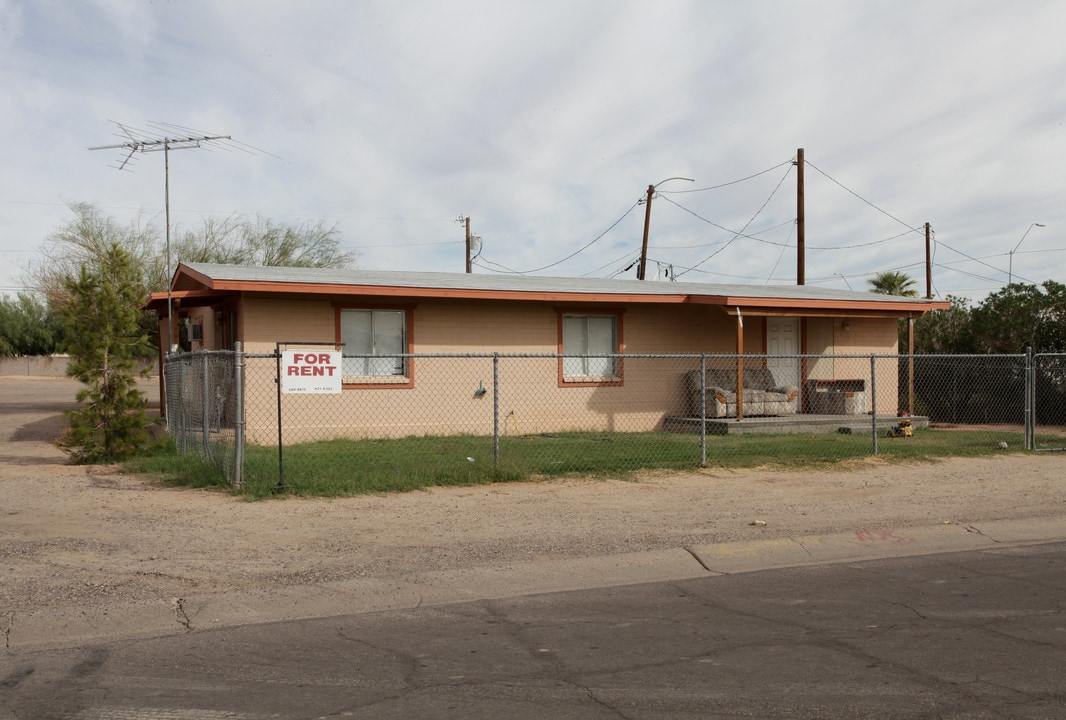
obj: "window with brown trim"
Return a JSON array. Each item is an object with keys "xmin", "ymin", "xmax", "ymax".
[
  {"xmin": 337, "ymin": 308, "xmax": 411, "ymax": 385},
  {"xmin": 560, "ymin": 312, "xmax": 622, "ymax": 384}
]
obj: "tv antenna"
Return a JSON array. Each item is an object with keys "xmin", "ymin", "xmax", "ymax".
[{"xmin": 89, "ymin": 121, "xmax": 236, "ymax": 352}]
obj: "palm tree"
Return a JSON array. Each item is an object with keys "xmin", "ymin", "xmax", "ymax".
[{"xmin": 867, "ymin": 271, "xmax": 918, "ymax": 297}]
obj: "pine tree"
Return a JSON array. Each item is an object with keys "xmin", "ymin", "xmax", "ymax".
[{"xmin": 58, "ymin": 244, "xmax": 152, "ymax": 463}]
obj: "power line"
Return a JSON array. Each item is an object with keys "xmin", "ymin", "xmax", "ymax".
[
  {"xmin": 934, "ymin": 239, "xmax": 1019, "ymax": 278},
  {"xmin": 479, "ymin": 200, "xmax": 642, "ymax": 275},
  {"xmin": 674, "ymin": 164, "xmax": 793, "ymax": 278},
  {"xmin": 471, "ymin": 257, "xmax": 522, "ymax": 274},
  {"xmin": 580, "ymin": 249, "xmax": 642, "ymax": 278},
  {"xmin": 347, "ymin": 240, "xmax": 462, "ymax": 250},
  {"xmin": 764, "ymin": 218, "xmax": 797, "ymax": 285},
  {"xmin": 804, "ymin": 160, "xmax": 924, "ymax": 234},
  {"xmin": 660, "ymin": 160, "xmax": 793, "ymax": 194}
]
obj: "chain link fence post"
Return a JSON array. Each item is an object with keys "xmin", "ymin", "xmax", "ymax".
[
  {"xmin": 233, "ymin": 341, "xmax": 244, "ymax": 489},
  {"xmin": 1025, "ymin": 346, "xmax": 1034, "ymax": 450},
  {"xmin": 699, "ymin": 353, "xmax": 707, "ymax": 467},
  {"xmin": 201, "ymin": 354, "xmax": 211, "ymax": 461},
  {"xmin": 870, "ymin": 354, "xmax": 878, "ymax": 455},
  {"xmin": 493, "ymin": 352, "xmax": 500, "ymax": 466}
]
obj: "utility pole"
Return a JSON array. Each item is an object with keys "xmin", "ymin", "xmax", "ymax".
[
  {"xmin": 638, "ymin": 184, "xmax": 655, "ymax": 280},
  {"xmin": 457, "ymin": 215, "xmax": 480, "ymax": 273},
  {"xmin": 638, "ymin": 176, "xmax": 693, "ymax": 280},
  {"xmin": 925, "ymin": 222, "xmax": 932, "ymax": 299},
  {"xmin": 465, "ymin": 216, "xmax": 472, "ymax": 273},
  {"xmin": 796, "ymin": 148, "xmax": 805, "ymax": 286}
]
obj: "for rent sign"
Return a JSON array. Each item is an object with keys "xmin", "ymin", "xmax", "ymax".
[{"xmin": 281, "ymin": 350, "xmax": 342, "ymax": 394}]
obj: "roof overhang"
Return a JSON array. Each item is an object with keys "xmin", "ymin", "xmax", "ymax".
[
  {"xmin": 700, "ymin": 296, "xmax": 946, "ymax": 317},
  {"xmin": 145, "ymin": 289, "xmax": 234, "ymax": 315},
  {"xmin": 153, "ymin": 263, "xmax": 951, "ymax": 319}
]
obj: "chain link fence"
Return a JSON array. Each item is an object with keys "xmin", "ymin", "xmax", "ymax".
[
  {"xmin": 1035, "ymin": 353, "xmax": 1066, "ymax": 451},
  {"xmin": 162, "ymin": 349, "xmax": 1064, "ymax": 491},
  {"xmin": 164, "ymin": 347, "xmax": 244, "ymax": 487}
]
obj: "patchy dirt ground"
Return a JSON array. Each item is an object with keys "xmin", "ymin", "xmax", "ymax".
[{"xmin": 2, "ymin": 376, "xmax": 1064, "ymax": 621}]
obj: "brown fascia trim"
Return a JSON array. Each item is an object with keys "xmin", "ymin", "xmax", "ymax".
[
  {"xmin": 168, "ymin": 266, "xmax": 951, "ymax": 315},
  {"xmin": 198, "ymin": 279, "xmax": 696, "ymax": 305},
  {"xmin": 173, "ymin": 264, "xmax": 217, "ymax": 291},
  {"xmin": 695, "ymin": 295, "xmax": 950, "ymax": 316},
  {"xmin": 145, "ymin": 289, "xmax": 231, "ymax": 313}
]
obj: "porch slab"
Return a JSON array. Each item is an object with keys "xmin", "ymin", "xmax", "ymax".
[{"xmin": 663, "ymin": 414, "xmax": 929, "ymax": 436}]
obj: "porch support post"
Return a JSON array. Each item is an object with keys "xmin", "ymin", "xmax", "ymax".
[
  {"xmin": 907, "ymin": 313, "xmax": 915, "ymax": 416},
  {"xmin": 735, "ymin": 307, "xmax": 744, "ymax": 421}
]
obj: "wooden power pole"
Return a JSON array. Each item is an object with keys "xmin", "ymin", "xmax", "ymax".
[
  {"xmin": 796, "ymin": 148, "xmax": 805, "ymax": 285},
  {"xmin": 465, "ymin": 216, "xmax": 472, "ymax": 273},
  {"xmin": 925, "ymin": 222, "xmax": 932, "ymax": 299}
]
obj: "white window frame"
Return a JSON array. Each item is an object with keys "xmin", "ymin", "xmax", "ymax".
[
  {"xmin": 560, "ymin": 312, "xmax": 622, "ymax": 384},
  {"xmin": 338, "ymin": 308, "xmax": 410, "ymax": 385}
]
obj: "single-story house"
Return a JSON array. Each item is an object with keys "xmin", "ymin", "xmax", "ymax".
[{"xmin": 148, "ymin": 262, "xmax": 949, "ymax": 443}]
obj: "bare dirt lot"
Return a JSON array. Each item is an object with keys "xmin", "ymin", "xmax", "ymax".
[{"xmin": 2, "ymin": 376, "xmax": 1064, "ymax": 624}]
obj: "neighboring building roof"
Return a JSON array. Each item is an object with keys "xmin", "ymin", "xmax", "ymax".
[{"xmin": 150, "ymin": 262, "xmax": 950, "ymax": 317}]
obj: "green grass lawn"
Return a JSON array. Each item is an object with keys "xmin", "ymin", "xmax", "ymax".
[{"xmin": 124, "ymin": 426, "xmax": 1044, "ymax": 500}]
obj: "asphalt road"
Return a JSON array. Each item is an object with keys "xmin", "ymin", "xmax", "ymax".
[{"xmin": 3, "ymin": 540, "xmax": 1065, "ymax": 720}]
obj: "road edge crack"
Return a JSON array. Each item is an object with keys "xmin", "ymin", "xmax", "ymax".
[{"xmin": 171, "ymin": 597, "xmax": 192, "ymax": 631}]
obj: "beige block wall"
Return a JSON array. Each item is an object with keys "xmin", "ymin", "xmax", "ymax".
[
  {"xmin": 806, "ymin": 317, "xmax": 900, "ymax": 415},
  {"xmin": 238, "ymin": 298, "xmax": 748, "ymax": 443},
  {"xmin": 232, "ymin": 297, "xmax": 904, "ymax": 443}
]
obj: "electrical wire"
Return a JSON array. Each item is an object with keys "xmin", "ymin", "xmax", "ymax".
[
  {"xmin": 478, "ymin": 200, "xmax": 642, "ymax": 275},
  {"xmin": 659, "ymin": 160, "xmax": 793, "ymax": 194},
  {"xmin": 650, "ymin": 218, "xmax": 796, "ymax": 250},
  {"xmin": 580, "ymin": 249, "xmax": 643, "ymax": 278},
  {"xmin": 607, "ymin": 259, "xmax": 640, "ymax": 279},
  {"xmin": 804, "ymin": 161, "xmax": 924, "ymax": 234},
  {"xmin": 764, "ymin": 219, "xmax": 797, "ymax": 285},
  {"xmin": 348, "ymin": 240, "xmax": 462, "ymax": 249},
  {"xmin": 472, "ymin": 257, "xmax": 523, "ymax": 274},
  {"xmin": 934, "ymin": 239, "xmax": 1017, "ymax": 278},
  {"xmin": 674, "ymin": 164, "xmax": 793, "ymax": 278},
  {"xmin": 930, "ymin": 229, "xmax": 940, "ymax": 298}
]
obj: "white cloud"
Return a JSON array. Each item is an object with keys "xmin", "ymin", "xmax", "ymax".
[
  {"xmin": 1, "ymin": 0, "xmax": 1065, "ymax": 300},
  {"xmin": 0, "ymin": 0, "xmax": 23, "ymax": 48}
]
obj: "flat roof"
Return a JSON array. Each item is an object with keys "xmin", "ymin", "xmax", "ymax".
[{"xmin": 148, "ymin": 262, "xmax": 950, "ymax": 316}]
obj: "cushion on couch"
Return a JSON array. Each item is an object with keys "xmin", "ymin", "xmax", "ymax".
[{"xmin": 685, "ymin": 367, "xmax": 799, "ymax": 418}]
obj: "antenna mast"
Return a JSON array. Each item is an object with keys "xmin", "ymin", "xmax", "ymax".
[{"xmin": 90, "ymin": 123, "xmax": 232, "ymax": 352}]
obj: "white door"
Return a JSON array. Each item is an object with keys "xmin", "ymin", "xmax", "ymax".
[{"xmin": 766, "ymin": 317, "xmax": 800, "ymax": 391}]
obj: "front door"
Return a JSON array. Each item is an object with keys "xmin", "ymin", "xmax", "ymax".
[{"xmin": 767, "ymin": 317, "xmax": 801, "ymax": 395}]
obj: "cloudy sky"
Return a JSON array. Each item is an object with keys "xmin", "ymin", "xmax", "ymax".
[{"xmin": 2, "ymin": 0, "xmax": 1064, "ymax": 302}]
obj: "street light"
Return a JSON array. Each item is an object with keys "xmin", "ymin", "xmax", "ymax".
[
  {"xmin": 638, "ymin": 176, "xmax": 694, "ymax": 280},
  {"xmin": 1008, "ymin": 222, "xmax": 1045, "ymax": 286}
]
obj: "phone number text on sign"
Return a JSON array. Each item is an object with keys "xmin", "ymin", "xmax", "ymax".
[{"xmin": 281, "ymin": 351, "xmax": 342, "ymax": 394}]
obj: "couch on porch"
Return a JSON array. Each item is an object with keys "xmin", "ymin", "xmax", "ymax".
[{"xmin": 684, "ymin": 368, "xmax": 799, "ymax": 418}]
